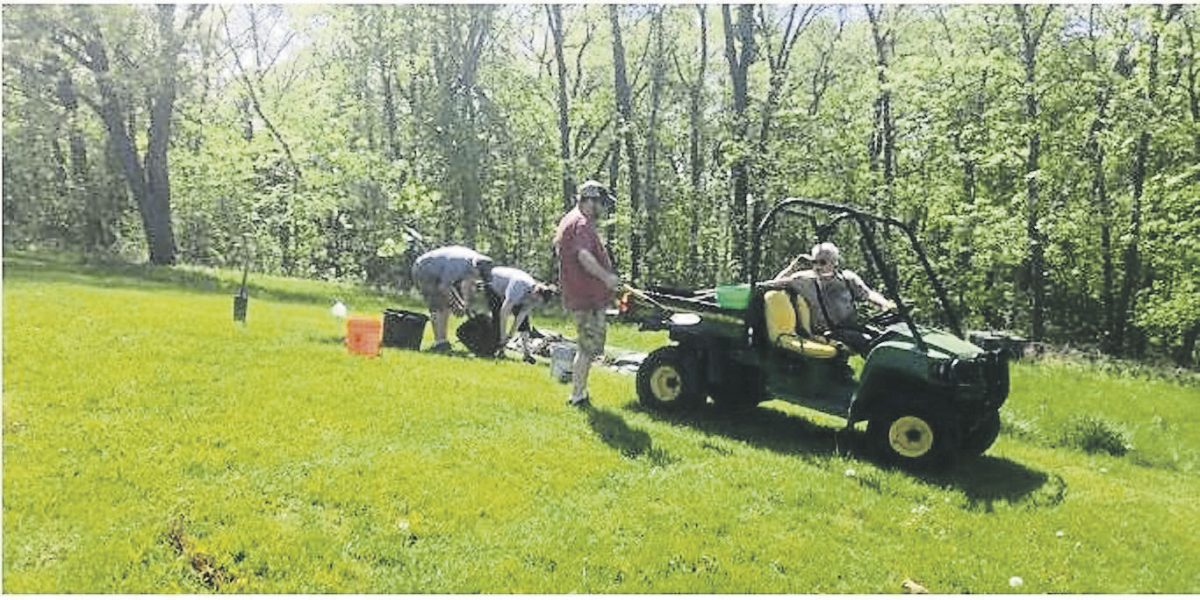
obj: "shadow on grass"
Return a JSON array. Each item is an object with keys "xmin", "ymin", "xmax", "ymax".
[
  {"xmin": 2, "ymin": 251, "xmax": 404, "ymax": 309},
  {"xmin": 913, "ymin": 457, "xmax": 1057, "ymax": 512},
  {"xmin": 585, "ymin": 405, "xmax": 676, "ymax": 466},
  {"xmin": 627, "ymin": 399, "xmax": 1052, "ymax": 507}
]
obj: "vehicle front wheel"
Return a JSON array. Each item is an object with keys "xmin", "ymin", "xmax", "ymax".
[
  {"xmin": 636, "ymin": 346, "xmax": 705, "ymax": 410},
  {"xmin": 868, "ymin": 407, "xmax": 958, "ymax": 470},
  {"xmin": 960, "ymin": 410, "xmax": 1001, "ymax": 457}
]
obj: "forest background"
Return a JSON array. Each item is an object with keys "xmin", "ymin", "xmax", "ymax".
[{"xmin": 3, "ymin": 4, "xmax": 1198, "ymax": 367}]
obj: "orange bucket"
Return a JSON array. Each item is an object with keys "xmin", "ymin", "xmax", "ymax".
[{"xmin": 346, "ymin": 316, "xmax": 383, "ymax": 356}]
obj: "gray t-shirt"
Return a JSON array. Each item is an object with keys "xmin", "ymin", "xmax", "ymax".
[
  {"xmin": 412, "ymin": 246, "xmax": 492, "ymax": 286},
  {"xmin": 787, "ymin": 269, "xmax": 873, "ymax": 332},
  {"xmin": 488, "ymin": 266, "xmax": 536, "ymax": 306}
]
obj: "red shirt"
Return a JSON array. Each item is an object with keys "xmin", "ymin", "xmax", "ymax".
[{"xmin": 555, "ymin": 207, "xmax": 613, "ymax": 311}]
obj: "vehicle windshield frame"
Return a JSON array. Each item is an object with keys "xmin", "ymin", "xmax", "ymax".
[{"xmin": 750, "ymin": 197, "xmax": 964, "ymax": 352}]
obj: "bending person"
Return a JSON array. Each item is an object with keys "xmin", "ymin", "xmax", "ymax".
[
  {"xmin": 411, "ymin": 245, "xmax": 493, "ymax": 353},
  {"xmin": 485, "ymin": 266, "xmax": 556, "ymax": 363}
]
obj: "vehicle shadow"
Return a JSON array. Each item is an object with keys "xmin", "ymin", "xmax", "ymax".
[
  {"xmin": 584, "ymin": 405, "xmax": 676, "ymax": 466},
  {"xmin": 626, "ymin": 400, "xmax": 1051, "ymax": 506}
]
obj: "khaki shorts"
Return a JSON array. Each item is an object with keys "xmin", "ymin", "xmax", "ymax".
[
  {"xmin": 572, "ymin": 308, "xmax": 608, "ymax": 357},
  {"xmin": 415, "ymin": 275, "xmax": 451, "ymax": 311}
]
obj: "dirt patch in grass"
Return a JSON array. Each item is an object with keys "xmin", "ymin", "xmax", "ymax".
[{"xmin": 164, "ymin": 516, "xmax": 234, "ymax": 590}]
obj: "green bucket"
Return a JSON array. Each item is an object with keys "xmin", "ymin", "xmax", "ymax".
[{"xmin": 715, "ymin": 284, "xmax": 752, "ymax": 310}]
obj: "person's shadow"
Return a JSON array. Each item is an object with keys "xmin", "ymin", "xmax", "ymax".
[
  {"xmin": 627, "ymin": 400, "xmax": 1053, "ymax": 508},
  {"xmin": 584, "ymin": 406, "xmax": 675, "ymax": 466}
]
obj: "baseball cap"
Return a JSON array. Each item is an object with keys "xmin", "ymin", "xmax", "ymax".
[{"xmin": 578, "ymin": 180, "xmax": 616, "ymax": 211}]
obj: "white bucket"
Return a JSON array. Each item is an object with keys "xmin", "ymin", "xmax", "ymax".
[{"xmin": 549, "ymin": 342, "xmax": 577, "ymax": 383}]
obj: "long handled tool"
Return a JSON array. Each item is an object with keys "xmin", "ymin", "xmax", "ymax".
[{"xmin": 622, "ymin": 284, "xmax": 673, "ymax": 312}]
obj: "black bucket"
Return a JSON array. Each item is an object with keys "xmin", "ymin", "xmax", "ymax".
[
  {"xmin": 382, "ymin": 309, "xmax": 428, "ymax": 350},
  {"xmin": 456, "ymin": 313, "xmax": 499, "ymax": 357}
]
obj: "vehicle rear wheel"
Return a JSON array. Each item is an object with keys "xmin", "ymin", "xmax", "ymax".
[
  {"xmin": 637, "ymin": 346, "xmax": 705, "ymax": 410},
  {"xmin": 868, "ymin": 406, "xmax": 958, "ymax": 470},
  {"xmin": 960, "ymin": 410, "xmax": 1001, "ymax": 457}
]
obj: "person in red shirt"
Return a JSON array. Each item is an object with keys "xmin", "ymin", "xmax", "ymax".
[{"xmin": 554, "ymin": 180, "xmax": 622, "ymax": 408}]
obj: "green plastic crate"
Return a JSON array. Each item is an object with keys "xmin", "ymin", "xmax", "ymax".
[{"xmin": 715, "ymin": 283, "xmax": 752, "ymax": 310}]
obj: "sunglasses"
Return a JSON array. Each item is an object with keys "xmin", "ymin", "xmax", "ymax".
[{"xmin": 813, "ymin": 258, "xmax": 831, "ymax": 266}]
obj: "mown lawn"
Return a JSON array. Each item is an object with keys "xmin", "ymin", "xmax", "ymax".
[{"xmin": 3, "ymin": 251, "xmax": 1198, "ymax": 593}]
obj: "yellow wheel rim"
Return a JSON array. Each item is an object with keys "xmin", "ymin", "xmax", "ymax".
[
  {"xmin": 888, "ymin": 416, "xmax": 934, "ymax": 458},
  {"xmin": 649, "ymin": 365, "xmax": 682, "ymax": 401}
]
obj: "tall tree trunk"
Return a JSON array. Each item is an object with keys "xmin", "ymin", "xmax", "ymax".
[
  {"xmin": 643, "ymin": 7, "xmax": 666, "ymax": 281},
  {"xmin": 684, "ymin": 6, "xmax": 708, "ymax": 273},
  {"xmin": 1088, "ymin": 6, "xmax": 1117, "ymax": 353},
  {"xmin": 808, "ymin": 12, "xmax": 844, "ymax": 117},
  {"xmin": 1114, "ymin": 5, "xmax": 1177, "ymax": 354},
  {"xmin": 57, "ymin": 6, "xmax": 185, "ymax": 264},
  {"xmin": 753, "ymin": 5, "xmax": 815, "ymax": 253},
  {"xmin": 1177, "ymin": 320, "xmax": 1200, "ymax": 367},
  {"xmin": 722, "ymin": 4, "xmax": 755, "ymax": 279},
  {"xmin": 548, "ymin": 4, "xmax": 574, "ymax": 210},
  {"xmin": 53, "ymin": 66, "xmax": 111, "ymax": 248},
  {"xmin": 609, "ymin": 5, "xmax": 642, "ymax": 283},
  {"xmin": 377, "ymin": 7, "xmax": 400, "ymax": 161},
  {"xmin": 607, "ymin": 138, "xmax": 620, "ymax": 269},
  {"xmin": 866, "ymin": 5, "xmax": 896, "ymax": 208},
  {"xmin": 1014, "ymin": 4, "xmax": 1054, "ymax": 341},
  {"xmin": 144, "ymin": 4, "xmax": 184, "ymax": 265},
  {"xmin": 1185, "ymin": 19, "xmax": 1199, "ymax": 179}
]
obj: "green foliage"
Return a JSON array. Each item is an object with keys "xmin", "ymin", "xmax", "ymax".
[
  {"xmin": 3, "ymin": 4, "xmax": 1199, "ymax": 364},
  {"xmin": 1057, "ymin": 416, "xmax": 1133, "ymax": 457}
]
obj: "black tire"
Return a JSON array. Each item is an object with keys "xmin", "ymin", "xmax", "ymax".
[
  {"xmin": 709, "ymin": 364, "xmax": 767, "ymax": 411},
  {"xmin": 636, "ymin": 346, "xmax": 706, "ymax": 410},
  {"xmin": 867, "ymin": 406, "xmax": 959, "ymax": 470},
  {"xmin": 960, "ymin": 410, "xmax": 1001, "ymax": 457}
]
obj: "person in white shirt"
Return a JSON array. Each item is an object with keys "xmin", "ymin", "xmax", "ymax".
[{"xmin": 485, "ymin": 266, "xmax": 556, "ymax": 363}]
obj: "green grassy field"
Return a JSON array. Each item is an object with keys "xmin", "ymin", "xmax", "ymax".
[{"xmin": 4, "ymin": 251, "xmax": 1199, "ymax": 593}]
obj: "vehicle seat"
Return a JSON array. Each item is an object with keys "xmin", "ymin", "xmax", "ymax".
[{"xmin": 763, "ymin": 290, "xmax": 838, "ymax": 359}]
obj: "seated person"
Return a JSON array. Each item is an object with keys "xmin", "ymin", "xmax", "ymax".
[{"xmin": 763, "ymin": 242, "xmax": 897, "ymax": 355}]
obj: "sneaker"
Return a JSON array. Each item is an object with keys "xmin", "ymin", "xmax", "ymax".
[
  {"xmin": 523, "ymin": 354, "xmax": 537, "ymax": 365},
  {"xmin": 568, "ymin": 395, "xmax": 591, "ymax": 409},
  {"xmin": 427, "ymin": 341, "xmax": 452, "ymax": 354}
]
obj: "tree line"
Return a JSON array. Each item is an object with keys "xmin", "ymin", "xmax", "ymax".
[{"xmin": 3, "ymin": 4, "xmax": 1198, "ymax": 366}]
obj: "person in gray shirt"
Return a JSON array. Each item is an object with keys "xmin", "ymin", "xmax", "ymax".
[
  {"xmin": 765, "ymin": 241, "xmax": 896, "ymax": 354},
  {"xmin": 411, "ymin": 245, "xmax": 493, "ymax": 353},
  {"xmin": 485, "ymin": 266, "xmax": 556, "ymax": 363}
]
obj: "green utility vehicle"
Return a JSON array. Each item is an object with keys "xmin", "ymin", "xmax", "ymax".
[{"xmin": 626, "ymin": 198, "xmax": 1009, "ymax": 469}]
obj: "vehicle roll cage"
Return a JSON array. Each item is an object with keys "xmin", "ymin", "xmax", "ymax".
[{"xmin": 749, "ymin": 197, "xmax": 963, "ymax": 352}]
